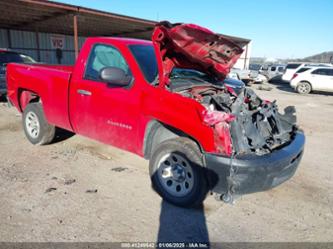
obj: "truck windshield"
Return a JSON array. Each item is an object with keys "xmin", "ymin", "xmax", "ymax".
[{"xmin": 128, "ymin": 44, "xmax": 158, "ymax": 83}]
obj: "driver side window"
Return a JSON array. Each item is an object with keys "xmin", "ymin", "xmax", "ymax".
[{"xmin": 85, "ymin": 44, "xmax": 130, "ymax": 81}]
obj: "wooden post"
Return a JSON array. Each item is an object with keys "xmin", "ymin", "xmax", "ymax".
[{"xmin": 73, "ymin": 14, "xmax": 79, "ymax": 59}]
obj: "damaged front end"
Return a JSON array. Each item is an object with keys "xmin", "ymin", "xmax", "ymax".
[
  {"xmin": 152, "ymin": 21, "xmax": 305, "ymax": 201},
  {"xmin": 229, "ymin": 88, "xmax": 298, "ymax": 156},
  {"xmin": 180, "ymin": 85, "xmax": 299, "ymax": 157},
  {"xmin": 203, "ymin": 87, "xmax": 305, "ymax": 202},
  {"xmin": 178, "ymin": 85, "xmax": 305, "ymax": 202}
]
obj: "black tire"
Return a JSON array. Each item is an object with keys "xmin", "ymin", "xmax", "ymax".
[
  {"xmin": 149, "ymin": 137, "xmax": 208, "ymax": 208},
  {"xmin": 22, "ymin": 103, "xmax": 55, "ymax": 145},
  {"xmin": 296, "ymin": 81, "xmax": 312, "ymax": 94}
]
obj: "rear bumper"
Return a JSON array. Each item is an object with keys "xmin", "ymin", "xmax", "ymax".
[
  {"xmin": 281, "ymin": 74, "xmax": 290, "ymax": 82},
  {"xmin": 204, "ymin": 131, "xmax": 305, "ymax": 196}
]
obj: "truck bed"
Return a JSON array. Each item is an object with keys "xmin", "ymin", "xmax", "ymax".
[{"xmin": 6, "ymin": 63, "xmax": 74, "ymax": 131}]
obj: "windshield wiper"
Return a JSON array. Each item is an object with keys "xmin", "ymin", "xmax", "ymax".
[{"xmin": 171, "ymin": 75, "xmax": 210, "ymax": 84}]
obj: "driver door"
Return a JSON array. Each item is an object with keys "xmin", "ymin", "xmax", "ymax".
[{"xmin": 69, "ymin": 43, "xmax": 141, "ymax": 153}]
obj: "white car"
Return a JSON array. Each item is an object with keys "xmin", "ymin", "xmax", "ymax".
[
  {"xmin": 253, "ymin": 73, "xmax": 267, "ymax": 83},
  {"xmin": 227, "ymin": 71, "xmax": 241, "ymax": 80},
  {"xmin": 290, "ymin": 67, "xmax": 333, "ymax": 94},
  {"xmin": 230, "ymin": 68, "xmax": 252, "ymax": 81},
  {"xmin": 282, "ymin": 62, "xmax": 333, "ymax": 82}
]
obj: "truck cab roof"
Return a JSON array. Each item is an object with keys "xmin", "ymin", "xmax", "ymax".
[{"xmin": 86, "ymin": 37, "xmax": 152, "ymax": 46}]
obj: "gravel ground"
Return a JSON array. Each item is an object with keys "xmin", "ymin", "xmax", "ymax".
[{"xmin": 0, "ymin": 83, "xmax": 332, "ymax": 244}]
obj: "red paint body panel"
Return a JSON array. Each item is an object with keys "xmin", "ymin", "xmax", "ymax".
[
  {"xmin": 7, "ymin": 63, "xmax": 73, "ymax": 131},
  {"xmin": 152, "ymin": 22, "xmax": 243, "ymax": 87},
  {"xmin": 7, "ymin": 27, "xmax": 239, "ymax": 156}
]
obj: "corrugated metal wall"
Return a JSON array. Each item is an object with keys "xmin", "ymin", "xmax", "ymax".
[
  {"xmin": 0, "ymin": 29, "xmax": 9, "ymax": 48},
  {"xmin": 0, "ymin": 29, "xmax": 86, "ymax": 64},
  {"xmin": 10, "ymin": 30, "xmax": 38, "ymax": 59},
  {"xmin": 0, "ymin": 28, "xmax": 251, "ymax": 68}
]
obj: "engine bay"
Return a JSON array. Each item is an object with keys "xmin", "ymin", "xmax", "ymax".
[{"xmin": 178, "ymin": 85, "xmax": 298, "ymax": 156}]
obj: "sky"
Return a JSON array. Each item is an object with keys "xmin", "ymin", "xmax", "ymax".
[{"xmin": 55, "ymin": 0, "xmax": 333, "ymax": 59}]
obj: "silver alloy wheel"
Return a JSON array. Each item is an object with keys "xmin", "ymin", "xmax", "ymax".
[
  {"xmin": 25, "ymin": 111, "xmax": 40, "ymax": 138},
  {"xmin": 298, "ymin": 83, "xmax": 311, "ymax": 94},
  {"xmin": 157, "ymin": 153, "xmax": 194, "ymax": 197}
]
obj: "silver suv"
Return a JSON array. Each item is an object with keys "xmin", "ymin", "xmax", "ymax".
[{"xmin": 259, "ymin": 64, "xmax": 286, "ymax": 80}]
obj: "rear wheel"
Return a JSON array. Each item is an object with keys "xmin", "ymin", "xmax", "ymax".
[
  {"xmin": 149, "ymin": 138, "xmax": 208, "ymax": 207},
  {"xmin": 23, "ymin": 103, "xmax": 55, "ymax": 145},
  {"xmin": 296, "ymin": 81, "xmax": 311, "ymax": 94}
]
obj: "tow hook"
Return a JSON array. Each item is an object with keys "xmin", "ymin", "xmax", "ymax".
[{"xmin": 215, "ymin": 192, "xmax": 234, "ymax": 204}]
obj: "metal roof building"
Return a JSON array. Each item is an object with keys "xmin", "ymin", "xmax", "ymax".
[{"xmin": 0, "ymin": 0, "xmax": 251, "ymax": 68}]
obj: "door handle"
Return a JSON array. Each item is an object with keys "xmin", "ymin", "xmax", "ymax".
[{"xmin": 77, "ymin": 89, "xmax": 92, "ymax": 96}]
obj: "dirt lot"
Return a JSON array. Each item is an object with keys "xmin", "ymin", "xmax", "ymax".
[{"xmin": 0, "ymin": 84, "xmax": 332, "ymax": 244}]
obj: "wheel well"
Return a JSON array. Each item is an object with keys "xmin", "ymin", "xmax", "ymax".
[
  {"xmin": 143, "ymin": 120, "xmax": 203, "ymax": 159},
  {"xmin": 18, "ymin": 89, "xmax": 40, "ymax": 112}
]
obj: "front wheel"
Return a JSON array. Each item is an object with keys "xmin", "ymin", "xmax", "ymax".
[
  {"xmin": 149, "ymin": 138, "xmax": 208, "ymax": 207},
  {"xmin": 23, "ymin": 103, "xmax": 55, "ymax": 145}
]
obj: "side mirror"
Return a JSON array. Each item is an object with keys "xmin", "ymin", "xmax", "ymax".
[{"xmin": 99, "ymin": 67, "xmax": 131, "ymax": 87}]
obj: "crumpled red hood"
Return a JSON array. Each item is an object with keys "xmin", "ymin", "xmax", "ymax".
[{"xmin": 152, "ymin": 21, "xmax": 244, "ymax": 88}]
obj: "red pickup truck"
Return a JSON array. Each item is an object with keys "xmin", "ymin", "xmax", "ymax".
[{"xmin": 6, "ymin": 22, "xmax": 305, "ymax": 207}]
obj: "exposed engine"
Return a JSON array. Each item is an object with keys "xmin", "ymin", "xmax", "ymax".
[{"xmin": 178, "ymin": 85, "xmax": 297, "ymax": 156}]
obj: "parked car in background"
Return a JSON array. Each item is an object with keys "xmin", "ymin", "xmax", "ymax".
[
  {"xmin": 230, "ymin": 68, "xmax": 265, "ymax": 84},
  {"xmin": 260, "ymin": 64, "xmax": 286, "ymax": 81},
  {"xmin": 290, "ymin": 67, "xmax": 333, "ymax": 94},
  {"xmin": 253, "ymin": 73, "xmax": 268, "ymax": 84},
  {"xmin": 227, "ymin": 71, "xmax": 241, "ymax": 80},
  {"xmin": 230, "ymin": 68, "xmax": 253, "ymax": 82},
  {"xmin": 249, "ymin": 63, "xmax": 262, "ymax": 71},
  {"xmin": 282, "ymin": 62, "xmax": 333, "ymax": 82},
  {"xmin": 0, "ymin": 49, "xmax": 36, "ymax": 96},
  {"xmin": 282, "ymin": 63, "xmax": 303, "ymax": 82}
]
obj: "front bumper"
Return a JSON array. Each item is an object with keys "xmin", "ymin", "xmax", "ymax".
[{"xmin": 204, "ymin": 131, "xmax": 305, "ymax": 196}]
